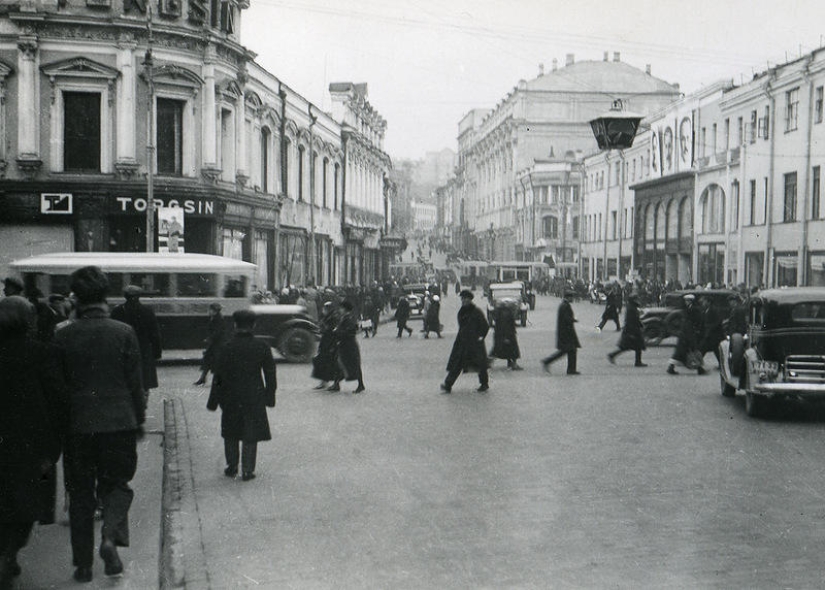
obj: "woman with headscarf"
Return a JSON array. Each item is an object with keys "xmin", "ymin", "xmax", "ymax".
[{"xmin": 490, "ymin": 300, "xmax": 522, "ymax": 370}]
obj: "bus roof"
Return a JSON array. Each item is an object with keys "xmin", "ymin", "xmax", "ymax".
[
  {"xmin": 10, "ymin": 252, "xmax": 257, "ymax": 274},
  {"xmin": 488, "ymin": 261, "xmax": 550, "ymax": 267}
]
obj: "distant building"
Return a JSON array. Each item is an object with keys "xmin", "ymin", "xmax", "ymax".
[{"xmin": 452, "ymin": 53, "xmax": 681, "ymax": 268}]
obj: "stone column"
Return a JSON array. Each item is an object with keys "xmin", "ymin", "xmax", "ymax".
[
  {"xmin": 115, "ymin": 40, "xmax": 139, "ymax": 177},
  {"xmin": 235, "ymin": 70, "xmax": 247, "ymax": 186},
  {"xmin": 16, "ymin": 35, "xmax": 40, "ymax": 169},
  {"xmin": 201, "ymin": 49, "xmax": 219, "ymax": 181}
]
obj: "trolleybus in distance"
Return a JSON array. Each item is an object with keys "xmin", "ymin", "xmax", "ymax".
[{"xmin": 10, "ymin": 252, "xmax": 318, "ymax": 362}]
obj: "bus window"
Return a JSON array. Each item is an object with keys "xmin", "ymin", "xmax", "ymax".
[
  {"xmin": 224, "ymin": 276, "xmax": 247, "ymax": 298},
  {"xmin": 129, "ymin": 273, "xmax": 170, "ymax": 297},
  {"xmin": 178, "ymin": 273, "xmax": 217, "ymax": 297}
]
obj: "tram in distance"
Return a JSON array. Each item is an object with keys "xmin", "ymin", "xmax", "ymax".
[{"xmin": 10, "ymin": 252, "xmax": 319, "ymax": 362}]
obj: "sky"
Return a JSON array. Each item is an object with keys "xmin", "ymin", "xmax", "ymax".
[{"xmin": 242, "ymin": 0, "xmax": 825, "ymax": 161}]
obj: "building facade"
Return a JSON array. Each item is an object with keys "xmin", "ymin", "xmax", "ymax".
[
  {"xmin": 451, "ymin": 53, "xmax": 681, "ymax": 267},
  {"xmin": 0, "ymin": 0, "xmax": 393, "ymax": 288},
  {"xmin": 581, "ymin": 45, "xmax": 825, "ymax": 289}
]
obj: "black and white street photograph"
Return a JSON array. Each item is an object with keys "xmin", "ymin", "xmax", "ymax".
[{"xmin": 3, "ymin": 0, "xmax": 825, "ymax": 588}]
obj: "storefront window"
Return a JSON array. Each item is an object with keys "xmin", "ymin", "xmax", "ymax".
[
  {"xmin": 745, "ymin": 252, "xmax": 764, "ymax": 289},
  {"xmin": 775, "ymin": 251, "xmax": 798, "ymax": 287},
  {"xmin": 697, "ymin": 243, "xmax": 725, "ymax": 286},
  {"xmin": 807, "ymin": 252, "xmax": 825, "ymax": 286}
]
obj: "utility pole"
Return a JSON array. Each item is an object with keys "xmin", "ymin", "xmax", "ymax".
[{"xmin": 143, "ymin": 4, "xmax": 155, "ymax": 252}]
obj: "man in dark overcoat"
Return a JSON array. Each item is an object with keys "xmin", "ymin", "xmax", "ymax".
[
  {"xmin": 395, "ymin": 295, "xmax": 413, "ymax": 338},
  {"xmin": 667, "ymin": 293, "xmax": 706, "ymax": 375},
  {"xmin": 607, "ymin": 292, "xmax": 647, "ymax": 367},
  {"xmin": 490, "ymin": 300, "xmax": 522, "ymax": 370},
  {"xmin": 597, "ymin": 283, "xmax": 622, "ymax": 331},
  {"xmin": 207, "ymin": 310, "xmax": 277, "ymax": 481},
  {"xmin": 541, "ymin": 289, "xmax": 581, "ymax": 375},
  {"xmin": 331, "ymin": 299, "xmax": 366, "ymax": 393},
  {"xmin": 0, "ymin": 296, "xmax": 68, "ymax": 586},
  {"xmin": 111, "ymin": 285, "xmax": 162, "ymax": 394},
  {"xmin": 440, "ymin": 290, "xmax": 490, "ymax": 393},
  {"xmin": 53, "ymin": 266, "xmax": 146, "ymax": 583}
]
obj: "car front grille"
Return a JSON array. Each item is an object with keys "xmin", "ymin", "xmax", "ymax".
[{"xmin": 785, "ymin": 355, "xmax": 825, "ymax": 383}]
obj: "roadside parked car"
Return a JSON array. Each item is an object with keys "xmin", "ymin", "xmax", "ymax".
[
  {"xmin": 486, "ymin": 281, "xmax": 529, "ymax": 327},
  {"xmin": 641, "ymin": 288, "xmax": 741, "ymax": 345},
  {"xmin": 719, "ymin": 287, "xmax": 825, "ymax": 417}
]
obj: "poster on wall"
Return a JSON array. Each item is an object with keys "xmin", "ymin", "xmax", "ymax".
[{"xmin": 158, "ymin": 206, "xmax": 185, "ymax": 253}]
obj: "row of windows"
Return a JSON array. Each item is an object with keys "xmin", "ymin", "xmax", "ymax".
[{"xmin": 61, "ymin": 90, "xmax": 345, "ymax": 209}]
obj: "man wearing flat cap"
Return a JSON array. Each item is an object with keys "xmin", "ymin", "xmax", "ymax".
[
  {"xmin": 111, "ymin": 285, "xmax": 162, "ymax": 395},
  {"xmin": 440, "ymin": 289, "xmax": 490, "ymax": 393}
]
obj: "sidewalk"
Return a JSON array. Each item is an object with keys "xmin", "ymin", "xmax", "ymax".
[{"xmin": 16, "ymin": 392, "xmax": 165, "ymax": 589}]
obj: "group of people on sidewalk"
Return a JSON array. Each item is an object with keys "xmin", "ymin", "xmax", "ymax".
[{"xmin": 1, "ymin": 267, "xmax": 160, "ymax": 588}]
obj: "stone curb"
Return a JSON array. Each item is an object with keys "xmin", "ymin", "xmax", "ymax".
[{"xmin": 160, "ymin": 398, "xmax": 210, "ymax": 589}]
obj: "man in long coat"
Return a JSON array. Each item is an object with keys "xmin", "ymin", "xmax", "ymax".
[
  {"xmin": 0, "ymin": 296, "xmax": 68, "ymax": 586},
  {"xmin": 667, "ymin": 293, "xmax": 706, "ymax": 375},
  {"xmin": 541, "ymin": 289, "xmax": 581, "ymax": 375},
  {"xmin": 440, "ymin": 290, "xmax": 490, "ymax": 393},
  {"xmin": 207, "ymin": 310, "xmax": 277, "ymax": 481},
  {"xmin": 111, "ymin": 285, "xmax": 162, "ymax": 394},
  {"xmin": 606, "ymin": 292, "xmax": 647, "ymax": 366},
  {"xmin": 490, "ymin": 300, "xmax": 522, "ymax": 370},
  {"xmin": 395, "ymin": 295, "xmax": 413, "ymax": 338}
]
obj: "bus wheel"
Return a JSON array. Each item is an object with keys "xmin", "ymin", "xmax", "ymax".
[{"xmin": 278, "ymin": 327, "xmax": 317, "ymax": 363}]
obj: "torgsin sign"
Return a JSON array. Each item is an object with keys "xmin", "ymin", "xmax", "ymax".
[{"xmin": 115, "ymin": 197, "xmax": 215, "ymax": 215}]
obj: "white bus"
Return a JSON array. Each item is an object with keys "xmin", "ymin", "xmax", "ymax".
[{"xmin": 10, "ymin": 252, "xmax": 318, "ymax": 361}]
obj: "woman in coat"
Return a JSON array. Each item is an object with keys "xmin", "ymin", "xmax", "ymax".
[
  {"xmin": 331, "ymin": 300, "xmax": 365, "ymax": 393},
  {"xmin": 607, "ymin": 293, "xmax": 647, "ymax": 367},
  {"xmin": 440, "ymin": 290, "xmax": 490, "ymax": 393},
  {"xmin": 207, "ymin": 310, "xmax": 277, "ymax": 481},
  {"xmin": 0, "ymin": 296, "xmax": 67, "ymax": 587},
  {"xmin": 195, "ymin": 302, "xmax": 226, "ymax": 385},
  {"xmin": 490, "ymin": 300, "xmax": 522, "ymax": 370},
  {"xmin": 423, "ymin": 295, "xmax": 442, "ymax": 338},
  {"xmin": 312, "ymin": 302, "xmax": 342, "ymax": 390}
]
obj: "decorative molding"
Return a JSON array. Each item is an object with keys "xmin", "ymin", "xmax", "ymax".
[
  {"xmin": 235, "ymin": 172, "xmax": 249, "ymax": 188},
  {"xmin": 16, "ymin": 157, "xmax": 42, "ymax": 179},
  {"xmin": 17, "ymin": 36, "xmax": 38, "ymax": 59},
  {"xmin": 41, "ymin": 57, "xmax": 120, "ymax": 81},
  {"xmin": 114, "ymin": 160, "xmax": 141, "ymax": 179},
  {"xmin": 201, "ymin": 166, "xmax": 221, "ymax": 183}
]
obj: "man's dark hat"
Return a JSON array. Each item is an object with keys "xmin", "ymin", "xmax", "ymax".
[
  {"xmin": 459, "ymin": 289, "xmax": 474, "ymax": 300},
  {"xmin": 3, "ymin": 277, "xmax": 23, "ymax": 291},
  {"xmin": 232, "ymin": 309, "xmax": 257, "ymax": 326},
  {"xmin": 124, "ymin": 285, "xmax": 143, "ymax": 297}
]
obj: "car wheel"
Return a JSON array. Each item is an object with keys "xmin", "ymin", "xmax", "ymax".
[
  {"xmin": 729, "ymin": 333, "xmax": 745, "ymax": 377},
  {"xmin": 278, "ymin": 327, "xmax": 317, "ymax": 363},
  {"xmin": 720, "ymin": 373, "xmax": 736, "ymax": 397}
]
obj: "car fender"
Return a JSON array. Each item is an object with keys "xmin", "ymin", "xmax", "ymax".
[{"xmin": 719, "ymin": 339, "xmax": 736, "ymax": 387}]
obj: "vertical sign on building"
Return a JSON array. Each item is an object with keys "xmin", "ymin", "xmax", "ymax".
[{"xmin": 158, "ymin": 206, "xmax": 184, "ymax": 253}]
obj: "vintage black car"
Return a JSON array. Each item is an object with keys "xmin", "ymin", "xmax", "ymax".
[
  {"xmin": 401, "ymin": 283, "xmax": 429, "ymax": 318},
  {"xmin": 486, "ymin": 281, "xmax": 529, "ymax": 327},
  {"xmin": 641, "ymin": 288, "xmax": 741, "ymax": 344},
  {"xmin": 719, "ymin": 287, "xmax": 825, "ymax": 417}
]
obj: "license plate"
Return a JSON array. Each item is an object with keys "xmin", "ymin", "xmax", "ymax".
[{"xmin": 751, "ymin": 360, "xmax": 779, "ymax": 373}]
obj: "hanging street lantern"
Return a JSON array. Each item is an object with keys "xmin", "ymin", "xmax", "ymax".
[{"xmin": 589, "ymin": 99, "xmax": 643, "ymax": 150}]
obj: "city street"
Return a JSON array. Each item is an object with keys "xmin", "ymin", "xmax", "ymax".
[{"xmin": 23, "ymin": 291, "xmax": 822, "ymax": 589}]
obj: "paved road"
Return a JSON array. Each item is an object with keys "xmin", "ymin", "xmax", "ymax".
[
  {"xmin": 173, "ymin": 293, "xmax": 825, "ymax": 588},
  {"xmin": 19, "ymin": 292, "xmax": 825, "ymax": 588}
]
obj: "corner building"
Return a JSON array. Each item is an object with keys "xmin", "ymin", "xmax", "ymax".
[{"xmin": 0, "ymin": 0, "xmax": 392, "ymax": 288}]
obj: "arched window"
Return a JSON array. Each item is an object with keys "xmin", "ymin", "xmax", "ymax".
[
  {"xmin": 543, "ymin": 216, "xmax": 558, "ymax": 239},
  {"xmin": 297, "ymin": 145, "xmax": 305, "ymax": 201},
  {"xmin": 701, "ymin": 184, "xmax": 726, "ymax": 233},
  {"xmin": 260, "ymin": 127, "xmax": 270, "ymax": 193}
]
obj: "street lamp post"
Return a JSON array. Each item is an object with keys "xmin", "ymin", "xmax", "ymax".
[{"xmin": 143, "ymin": 5, "xmax": 155, "ymax": 252}]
